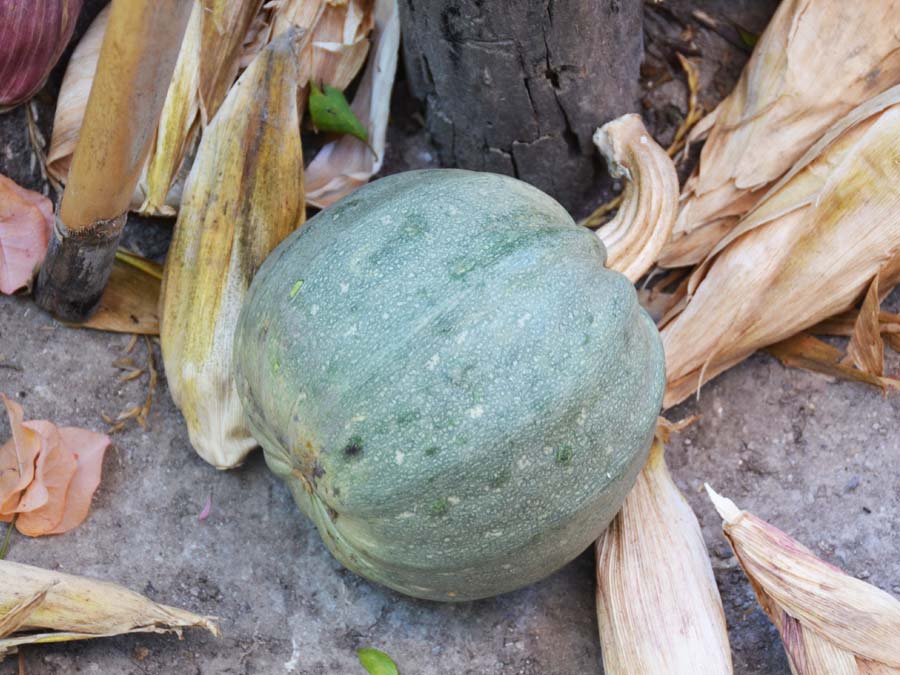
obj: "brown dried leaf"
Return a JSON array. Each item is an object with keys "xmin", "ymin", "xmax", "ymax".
[
  {"xmin": 846, "ymin": 276, "xmax": 884, "ymax": 377},
  {"xmin": 765, "ymin": 334, "xmax": 899, "ymax": 393},
  {"xmin": 65, "ymin": 256, "xmax": 161, "ymax": 335}
]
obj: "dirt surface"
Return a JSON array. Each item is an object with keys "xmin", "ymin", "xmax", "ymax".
[{"xmin": 2, "ymin": 1, "xmax": 899, "ymax": 674}]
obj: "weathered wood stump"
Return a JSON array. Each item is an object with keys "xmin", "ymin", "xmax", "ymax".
[{"xmin": 399, "ymin": 0, "xmax": 642, "ymax": 216}]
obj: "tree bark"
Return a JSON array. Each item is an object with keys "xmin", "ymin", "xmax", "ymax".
[{"xmin": 399, "ymin": 0, "xmax": 643, "ymax": 217}]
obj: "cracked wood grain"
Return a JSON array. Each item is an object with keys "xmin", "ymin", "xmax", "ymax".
[{"xmin": 399, "ymin": 0, "xmax": 642, "ymax": 216}]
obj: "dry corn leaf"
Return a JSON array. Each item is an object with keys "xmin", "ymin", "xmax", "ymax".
[
  {"xmin": 765, "ymin": 334, "xmax": 900, "ymax": 393},
  {"xmin": 64, "ymin": 251, "xmax": 162, "ymax": 335},
  {"xmin": 0, "ymin": 174, "xmax": 53, "ymax": 295},
  {"xmin": 161, "ymin": 30, "xmax": 307, "ymax": 469},
  {"xmin": 596, "ymin": 432, "xmax": 732, "ymax": 674},
  {"xmin": 198, "ymin": 0, "xmax": 267, "ymax": 122},
  {"xmin": 661, "ymin": 98, "xmax": 900, "ymax": 408},
  {"xmin": 0, "ymin": 395, "xmax": 110, "ymax": 537},
  {"xmin": 661, "ymin": 0, "xmax": 900, "ymax": 268},
  {"xmin": 846, "ymin": 276, "xmax": 884, "ymax": 377},
  {"xmin": 0, "ymin": 559, "xmax": 218, "ymax": 658},
  {"xmin": 307, "ymin": 0, "xmax": 373, "ymax": 91},
  {"xmin": 593, "ymin": 114, "xmax": 678, "ymax": 283},
  {"xmin": 706, "ymin": 486, "xmax": 900, "ymax": 674},
  {"xmin": 135, "ymin": 1, "xmax": 203, "ymax": 217},
  {"xmin": 304, "ymin": 0, "xmax": 398, "ymax": 208},
  {"xmin": 813, "ymin": 310, "xmax": 900, "ymax": 339},
  {"xmin": 141, "ymin": 0, "xmax": 267, "ymax": 215}
]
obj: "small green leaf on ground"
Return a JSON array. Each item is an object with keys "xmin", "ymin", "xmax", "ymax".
[
  {"xmin": 735, "ymin": 24, "xmax": 758, "ymax": 49},
  {"xmin": 309, "ymin": 82, "xmax": 369, "ymax": 145},
  {"xmin": 358, "ymin": 647, "xmax": 399, "ymax": 675}
]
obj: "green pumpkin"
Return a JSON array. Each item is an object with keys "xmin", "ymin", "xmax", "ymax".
[{"xmin": 234, "ymin": 169, "xmax": 664, "ymax": 601}]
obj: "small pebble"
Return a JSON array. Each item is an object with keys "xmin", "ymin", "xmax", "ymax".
[{"xmin": 844, "ymin": 475, "xmax": 861, "ymax": 492}]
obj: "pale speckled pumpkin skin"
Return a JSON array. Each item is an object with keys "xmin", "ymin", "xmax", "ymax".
[{"xmin": 234, "ymin": 169, "xmax": 665, "ymax": 602}]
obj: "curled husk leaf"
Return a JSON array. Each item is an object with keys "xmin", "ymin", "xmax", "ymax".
[
  {"xmin": 0, "ymin": 0, "xmax": 83, "ymax": 110},
  {"xmin": 304, "ymin": 0, "xmax": 398, "ymax": 207},
  {"xmin": 662, "ymin": 90, "xmax": 900, "ymax": 408},
  {"xmin": 661, "ymin": 0, "xmax": 900, "ymax": 268},
  {"xmin": 0, "ymin": 559, "xmax": 218, "ymax": 658},
  {"xmin": 595, "ymin": 432, "xmax": 733, "ymax": 674},
  {"xmin": 160, "ymin": 30, "xmax": 307, "ymax": 469},
  {"xmin": 707, "ymin": 486, "xmax": 900, "ymax": 674},
  {"xmin": 593, "ymin": 114, "xmax": 678, "ymax": 282}
]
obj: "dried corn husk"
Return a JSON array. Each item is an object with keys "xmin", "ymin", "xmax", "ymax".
[
  {"xmin": 661, "ymin": 90, "xmax": 900, "ymax": 408},
  {"xmin": 661, "ymin": 0, "xmax": 900, "ymax": 268},
  {"xmin": 0, "ymin": 559, "xmax": 217, "ymax": 658},
  {"xmin": 304, "ymin": 0, "xmax": 398, "ymax": 208},
  {"xmin": 270, "ymin": 0, "xmax": 373, "ymax": 91},
  {"xmin": 46, "ymin": 4, "xmax": 108, "ymax": 184},
  {"xmin": 596, "ymin": 432, "xmax": 733, "ymax": 674},
  {"xmin": 706, "ymin": 486, "xmax": 900, "ymax": 674},
  {"xmin": 139, "ymin": 0, "xmax": 267, "ymax": 215},
  {"xmin": 49, "ymin": 0, "xmax": 382, "ymax": 215},
  {"xmin": 160, "ymin": 30, "xmax": 307, "ymax": 469},
  {"xmin": 593, "ymin": 114, "xmax": 678, "ymax": 283}
]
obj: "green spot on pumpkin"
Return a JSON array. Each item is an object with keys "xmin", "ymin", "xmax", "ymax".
[
  {"xmin": 555, "ymin": 445, "xmax": 574, "ymax": 465},
  {"xmin": 395, "ymin": 410, "xmax": 421, "ymax": 426},
  {"xmin": 489, "ymin": 469, "xmax": 511, "ymax": 489},
  {"xmin": 429, "ymin": 498, "xmax": 449, "ymax": 517},
  {"xmin": 289, "ymin": 279, "xmax": 304, "ymax": 298}
]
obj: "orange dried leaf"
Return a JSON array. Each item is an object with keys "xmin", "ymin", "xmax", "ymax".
[
  {"xmin": 45, "ymin": 427, "xmax": 109, "ymax": 535},
  {"xmin": 0, "ymin": 174, "xmax": 53, "ymax": 295},
  {"xmin": 846, "ymin": 276, "xmax": 884, "ymax": 377},
  {"xmin": 14, "ymin": 421, "xmax": 77, "ymax": 536},
  {"xmin": 0, "ymin": 396, "xmax": 40, "ymax": 516},
  {"xmin": 0, "ymin": 398, "xmax": 110, "ymax": 537}
]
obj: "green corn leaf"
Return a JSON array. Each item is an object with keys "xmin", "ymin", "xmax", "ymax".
[
  {"xmin": 357, "ymin": 647, "xmax": 399, "ymax": 675},
  {"xmin": 309, "ymin": 82, "xmax": 369, "ymax": 145}
]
